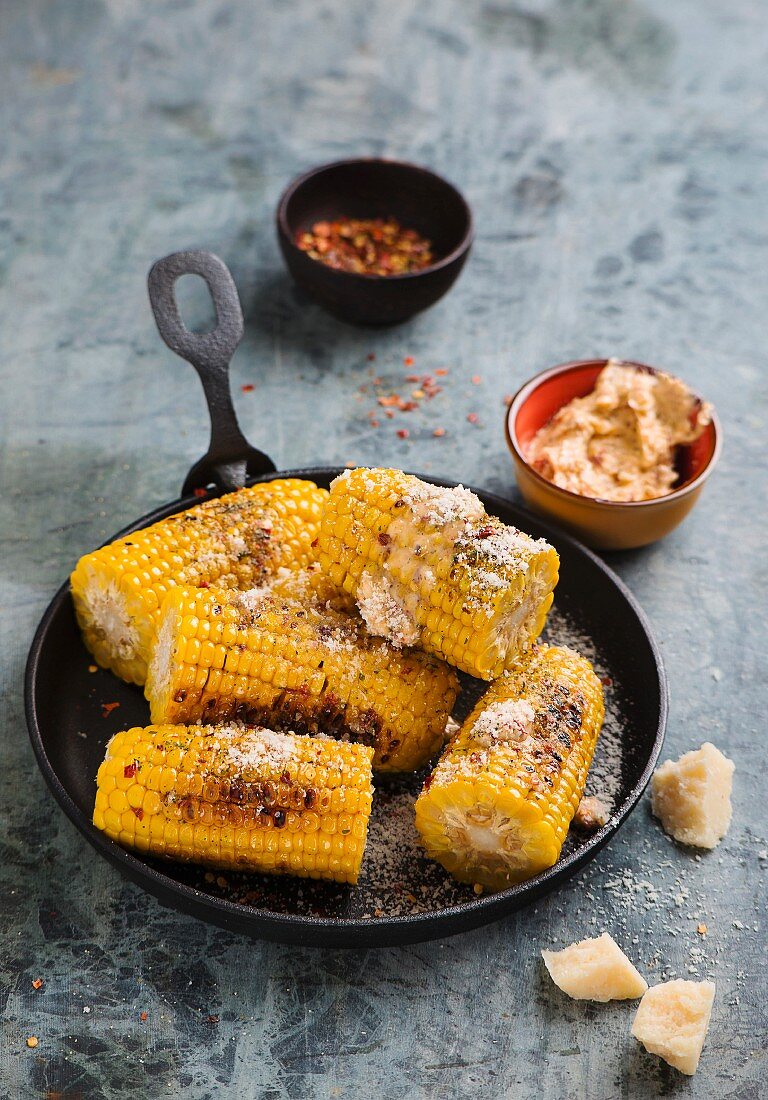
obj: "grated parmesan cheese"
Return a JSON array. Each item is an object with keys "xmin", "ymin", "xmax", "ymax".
[{"xmin": 471, "ymin": 699, "xmax": 536, "ymax": 747}]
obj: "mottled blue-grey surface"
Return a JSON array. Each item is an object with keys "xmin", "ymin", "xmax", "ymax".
[{"xmin": 1, "ymin": 1, "xmax": 766, "ymax": 1097}]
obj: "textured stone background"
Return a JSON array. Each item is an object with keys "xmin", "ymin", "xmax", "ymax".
[{"xmin": 1, "ymin": 1, "xmax": 766, "ymax": 1097}]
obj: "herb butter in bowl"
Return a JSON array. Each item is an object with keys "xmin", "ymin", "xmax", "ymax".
[{"xmin": 505, "ymin": 359, "xmax": 721, "ymax": 550}]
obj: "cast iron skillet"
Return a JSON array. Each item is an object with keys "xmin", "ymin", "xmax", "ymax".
[{"xmin": 25, "ymin": 251, "xmax": 667, "ymax": 948}]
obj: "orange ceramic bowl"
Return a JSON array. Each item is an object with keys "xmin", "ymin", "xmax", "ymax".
[{"xmin": 505, "ymin": 359, "xmax": 721, "ymax": 551}]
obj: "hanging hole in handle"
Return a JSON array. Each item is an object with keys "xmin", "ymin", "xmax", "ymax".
[
  {"xmin": 148, "ymin": 250, "xmax": 244, "ymax": 368},
  {"xmin": 174, "ymin": 274, "xmax": 219, "ymax": 334}
]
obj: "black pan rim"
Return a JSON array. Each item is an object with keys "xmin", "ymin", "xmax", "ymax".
[{"xmin": 25, "ymin": 466, "xmax": 668, "ymax": 946}]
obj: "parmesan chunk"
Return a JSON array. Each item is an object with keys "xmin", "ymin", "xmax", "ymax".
[
  {"xmin": 632, "ymin": 980, "xmax": 715, "ymax": 1075},
  {"xmin": 651, "ymin": 742, "xmax": 734, "ymax": 849},
  {"xmin": 541, "ymin": 933, "xmax": 648, "ymax": 1002}
]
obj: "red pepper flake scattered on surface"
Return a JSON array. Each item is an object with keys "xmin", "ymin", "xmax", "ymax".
[
  {"xmin": 192, "ymin": 488, "xmax": 208, "ymax": 498},
  {"xmin": 367, "ymin": 353, "xmax": 376, "ymax": 361},
  {"xmin": 432, "ymin": 427, "xmax": 446, "ymax": 438},
  {"xmin": 101, "ymin": 702, "xmax": 120, "ymax": 718},
  {"xmin": 502, "ymin": 394, "xmax": 514, "ymax": 407},
  {"xmin": 198, "ymin": 580, "xmax": 210, "ymax": 589},
  {"xmin": 295, "ymin": 218, "xmax": 433, "ymax": 276},
  {"xmin": 123, "ymin": 763, "xmax": 137, "ymax": 778},
  {"xmin": 435, "ymin": 368, "xmax": 449, "ymax": 376},
  {"xmin": 600, "ymin": 675, "xmax": 614, "ymax": 687},
  {"xmin": 396, "ymin": 428, "xmax": 410, "ymax": 439},
  {"xmin": 140, "ymin": 1011, "xmax": 148, "ymax": 1022},
  {"xmin": 310, "ymin": 538, "xmax": 319, "ymax": 548},
  {"xmin": 132, "ymin": 807, "xmax": 144, "ymax": 820},
  {"xmin": 405, "ymin": 373, "xmax": 420, "ymax": 383},
  {"xmin": 241, "ymin": 383, "xmax": 255, "ymax": 393},
  {"xmin": 404, "ymin": 356, "xmax": 414, "ymax": 366},
  {"xmin": 467, "ymin": 412, "xmax": 479, "ymax": 424},
  {"xmin": 377, "ymin": 395, "xmax": 400, "ymax": 408},
  {"xmin": 26, "ymin": 1037, "xmax": 38, "ymax": 1049},
  {"xmin": 471, "ymin": 374, "xmax": 482, "ymax": 385},
  {"xmin": 206, "ymin": 1014, "xmax": 220, "ymax": 1025},
  {"xmin": 32, "ymin": 979, "xmax": 43, "ymax": 990},
  {"xmin": 370, "ymin": 419, "xmax": 380, "ymax": 428}
]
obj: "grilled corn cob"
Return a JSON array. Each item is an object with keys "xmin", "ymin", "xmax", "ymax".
[
  {"xmin": 71, "ymin": 479, "xmax": 328, "ymax": 685},
  {"xmin": 145, "ymin": 584, "xmax": 459, "ymax": 772},
  {"xmin": 414, "ymin": 644, "xmax": 604, "ymax": 890},
  {"xmin": 93, "ymin": 723, "xmax": 373, "ymax": 884},
  {"xmin": 317, "ymin": 468, "xmax": 559, "ymax": 680}
]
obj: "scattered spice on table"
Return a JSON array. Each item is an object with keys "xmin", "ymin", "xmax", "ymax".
[
  {"xmin": 101, "ymin": 701, "xmax": 120, "ymax": 718},
  {"xmin": 471, "ymin": 374, "xmax": 482, "ymax": 385},
  {"xmin": 467, "ymin": 412, "xmax": 479, "ymax": 424},
  {"xmin": 433, "ymin": 427, "xmax": 446, "ymax": 437},
  {"xmin": 697, "ymin": 923, "xmax": 708, "ymax": 936},
  {"xmin": 192, "ymin": 488, "xmax": 208, "ymax": 498},
  {"xmin": 295, "ymin": 218, "xmax": 433, "ymax": 275},
  {"xmin": 32, "ymin": 978, "xmax": 43, "ymax": 990},
  {"xmin": 26, "ymin": 1037, "xmax": 38, "ymax": 1049},
  {"xmin": 241, "ymin": 383, "xmax": 255, "ymax": 393},
  {"xmin": 396, "ymin": 428, "xmax": 410, "ymax": 439},
  {"xmin": 404, "ymin": 356, "xmax": 414, "ymax": 366}
]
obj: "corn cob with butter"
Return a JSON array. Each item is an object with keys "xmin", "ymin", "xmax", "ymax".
[
  {"xmin": 145, "ymin": 584, "xmax": 459, "ymax": 772},
  {"xmin": 317, "ymin": 468, "xmax": 559, "ymax": 680},
  {"xmin": 415, "ymin": 644, "xmax": 604, "ymax": 890},
  {"xmin": 93, "ymin": 723, "xmax": 374, "ymax": 884},
  {"xmin": 71, "ymin": 479, "xmax": 328, "ymax": 685}
]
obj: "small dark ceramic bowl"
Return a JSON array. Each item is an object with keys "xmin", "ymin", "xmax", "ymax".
[
  {"xmin": 276, "ymin": 158, "xmax": 473, "ymax": 326},
  {"xmin": 505, "ymin": 359, "xmax": 721, "ymax": 550}
]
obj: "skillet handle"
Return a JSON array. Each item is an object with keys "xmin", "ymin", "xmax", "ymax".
[{"xmin": 147, "ymin": 249, "xmax": 276, "ymax": 495}]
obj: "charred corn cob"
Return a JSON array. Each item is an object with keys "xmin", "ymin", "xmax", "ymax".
[
  {"xmin": 93, "ymin": 723, "xmax": 373, "ymax": 884},
  {"xmin": 145, "ymin": 584, "xmax": 459, "ymax": 772},
  {"xmin": 415, "ymin": 644, "xmax": 604, "ymax": 890},
  {"xmin": 317, "ymin": 468, "xmax": 559, "ymax": 680},
  {"xmin": 71, "ymin": 479, "xmax": 328, "ymax": 685}
]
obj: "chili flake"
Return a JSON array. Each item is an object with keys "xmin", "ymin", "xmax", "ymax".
[
  {"xmin": 132, "ymin": 807, "xmax": 144, "ymax": 820},
  {"xmin": 435, "ymin": 368, "xmax": 449, "ymax": 376},
  {"xmin": 26, "ymin": 1037, "xmax": 38, "ymax": 1049},
  {"xmin": 124, "ymin": 763, "xmax": 137, "ymax": 778},
  {"xmin": 471, "ymin": 374, "xmax": 482, "ymax": 385},
  {"xmin": 193, "ymin": 488, "xmax": 208, "ymax": 498},
  {"xmin": 467, "ymin": 412, "xmax": 479, "ymax": 424},
  {"xmin": 396, "ymin": 429, "xmax": 410, "ymax": 439},
  {"xmin": 32, "ymin": 979, "xmax": 43, "ymax": 990},
  {"xmin": 295, "ymin": 218, "xmax": 433, "ymax": 276},
  {"xmin": 241, "ymin": 383, "xmax": 255, "ymax": 393},
  {"xmin": 140, "ymin": 1011, "xmax": 148, "ymax": 1022},
  {"xmin": 367, "ymin": 353, "xmax": 376, "ymax": 361},
  {"xmin": 432, "ymin": 427, "xmax": 446, "ymax": 437},
  {"xmin": 101, "ymin": 702, "xmax": 120, "ymax": 718},
  {"xmin": 404, "ymin": 356, "xmax": 414, "ymax": 366}
]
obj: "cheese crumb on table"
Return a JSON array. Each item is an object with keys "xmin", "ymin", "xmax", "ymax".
[
  {"xmin": 651, "ymin": 742, "xmax": 734, "ymax": 849},
  {"xmin": 541, "ymin": 932, "xmax": 648, "ymax": 1001},
  {"xmin": 632, "ymin": 979, "xmax": 715, "ymax": 1075}
]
